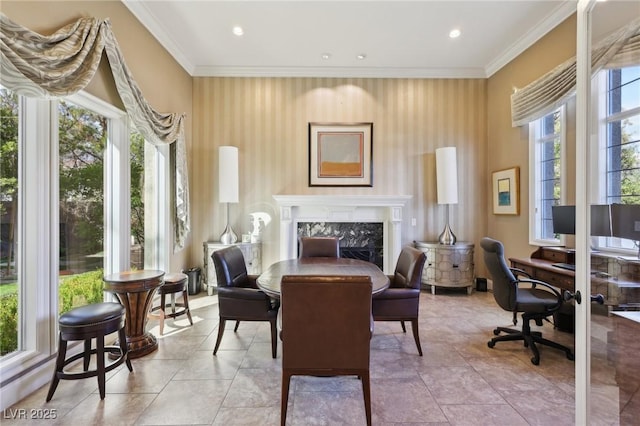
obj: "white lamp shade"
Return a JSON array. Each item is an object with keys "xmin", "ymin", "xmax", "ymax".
[
  {"xmin": 219, "ymin": 146, "xmax": 239, "ymax": 203},
  {"xmin": 435, "ymin": 147, "xmax": 458, "ymax": 205}
]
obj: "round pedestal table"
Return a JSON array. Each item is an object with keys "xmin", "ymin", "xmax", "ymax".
[{"xmin": 103, "ymin": 270, "xmax": 164, "ymax": 358}]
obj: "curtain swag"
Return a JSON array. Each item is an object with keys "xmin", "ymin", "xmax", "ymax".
[
  {"xmin": 0, "ymin": 14, "xmax": 190, "ymax": 251},
  {"xmin": 511, "ymin": 17, "xmax": 640, "ymax": 127}
]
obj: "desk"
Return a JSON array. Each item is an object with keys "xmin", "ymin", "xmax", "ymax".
[
  {"xmin": 257, "ymin": 258, "xmax": 389, "ymax": 298},
  {"xmin": 509, "ymin": 247, "xmax": 640, "ymax": 310},
  {"xmin": 103, "ymin": 270, "xmax": 164, "ymax": 358}
]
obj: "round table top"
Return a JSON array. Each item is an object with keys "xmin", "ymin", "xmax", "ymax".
[
  {"xmin": 256, "ymin": 258, "xmax": 389, "ymax": 298},
  {"xmin": 103, "ymin": 270, "xmax": 165, "ymax": 285}
]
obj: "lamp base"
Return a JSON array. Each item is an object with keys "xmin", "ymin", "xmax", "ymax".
[
  {"xmin": 438, "ymin": 223, "xmax": 457, "ymax": 245},
  {"xmin": 220, "ymin": 224, "xmax": 238, "ymax": 245}
]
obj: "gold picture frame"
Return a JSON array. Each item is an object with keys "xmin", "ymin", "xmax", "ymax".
[
  {"xmin": 492, "ymin": 167, "xmax": 520, "ymax": 215},
  {"xmin": 308, "ymin": 122, "xmax": 373, "ymax": 187}
]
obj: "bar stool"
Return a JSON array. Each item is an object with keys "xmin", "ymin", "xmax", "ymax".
[
  {"xmin": 46, "ymin": 302, "xmax": 133, "ymax": 401},
  {"xmin": 149, "ymin": 272, "xmax": 193, "ymax": 335}
]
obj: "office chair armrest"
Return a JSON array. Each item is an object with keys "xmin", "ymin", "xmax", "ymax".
[
  {"xmin": 510, "ymin": 267, "xmax": 532, "ymax": 279},
  {"xmin": 516, "ymin": 278, "xmax": 563, "ymax": 302}
]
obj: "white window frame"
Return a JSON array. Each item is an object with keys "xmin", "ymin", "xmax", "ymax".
[
  {"xmin": 0, "ymin": 90, "xmax": 169, "ymax": 410},
  {"xmin": 591, "ymin": 67, "xmax": 640, "ymax": 255},
  {"xmin": 529, "ymin": 106, "xmax": 567, "ymax": 246}
]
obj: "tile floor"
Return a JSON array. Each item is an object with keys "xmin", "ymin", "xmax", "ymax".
[{"xmin": 2, "ymin": 289, "xmax": 623, "ymax": 425}]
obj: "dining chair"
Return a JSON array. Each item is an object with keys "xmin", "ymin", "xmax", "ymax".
[
  {"xmin": 371, "ymin": 245, "xmax": 427, "ymax": 355},
  {"xmin": 211, "ymin": 246, "xmax": 279, "ymax": 358},
  {"xmin": 298, "ymin": 236, "xmax": 340, "ymax": 258},
  {"xmin": 279, "ymin": 275, "xmax": 373, "ymax": 426}
]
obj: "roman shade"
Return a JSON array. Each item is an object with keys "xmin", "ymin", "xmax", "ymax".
[
  {"xmin": 0, "ymin": 14, "xmax": 190, "ymax": 250},
  {"xmin": 511, "ymin": 17, "xmax": 640, "ymax": 127}
]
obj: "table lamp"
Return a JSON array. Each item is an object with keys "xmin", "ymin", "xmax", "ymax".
[
  {"xmin": 436, "ymin": 147, "xmax": 458, "ymax": 245},
  {"xmin": 219, "ymin": 146, "xmax": 239, "ymax": 244}
]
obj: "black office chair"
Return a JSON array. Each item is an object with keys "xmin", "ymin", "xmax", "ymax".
[{"xmin": 480, "ymin": 237, "xmax": 574, "ymax": 365}]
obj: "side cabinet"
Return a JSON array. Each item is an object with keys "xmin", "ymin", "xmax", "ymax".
[
  {"xmin": 203, "ymin": 242, "xmax": 262, "ymax": 295},
  {"xmin": 414, "ymin": 241, "xmax": 475, "ymax": 295}
]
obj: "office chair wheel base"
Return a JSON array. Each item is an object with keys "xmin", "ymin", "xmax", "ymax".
[
  {"xmin": 530, "ymin": 356, "xmax": 540, "ymax": 366},
  {"xmin": 492, "ymin": 329, "xmax": 500, "ymax": 336},
  {"xmin": 567, "ymin": 352, "xmax": 574, "ymax": 361},
  {"xmin": 487, "ymin": 341, "xmax": 495, "ymax": 348}
]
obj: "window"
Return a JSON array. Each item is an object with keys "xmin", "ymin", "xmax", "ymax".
[
  {"xmin": 592, "ymin": 65, "xmax": 640, "ymax": 252},
  {"xmin": 0, "ymin": 88, "xmax": 169, "ymax": 406},
  {"xmin": 529, "ymin": 107, "xmax": 566, "ymax": 245}
]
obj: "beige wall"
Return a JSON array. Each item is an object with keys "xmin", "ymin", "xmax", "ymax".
[
  {"xmin": 486, "ymin": 15, "xmax": 577, "ymax": 261},
  {"xmin": 2, "ymin": 1, "xmax": 193, "ymax": 271},
  {"xmin": 3, "ymin": 1, "xmax": 585, "ymax": 276},
  {"xmin": 193, "ymin": 78, "xmax": 488, "ymax": 269}
]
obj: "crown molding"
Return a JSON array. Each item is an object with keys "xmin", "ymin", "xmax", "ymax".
[{"xmin": 485, "ymin": 2, "xmax": 576, "ymax": 77}]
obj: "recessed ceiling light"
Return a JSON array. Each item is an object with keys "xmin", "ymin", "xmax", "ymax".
[
  {"xmin": 321, "ymin": 53, "xmax": 331, "ymax": 60},
  {"xmin": 356, "ymin": 54, "xmax": 367, "ymax": 60},
  {"xmin": 449, "ymin": 29, "xmax": 461, "ymax": 39},
  {"xmin": 232, "ymin": 26, "xmax": 244, "ymax": 36}
]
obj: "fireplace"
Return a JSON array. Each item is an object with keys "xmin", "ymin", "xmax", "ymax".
[
  {"xmin": 273, "ymin": 195, "xmax": 411, "ymax": 273},
  {"xmin": 297, "ymin": 221, "xmax": 384, "ymax": 268}
]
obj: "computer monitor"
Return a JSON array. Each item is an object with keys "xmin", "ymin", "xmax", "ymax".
[
  {"xmin": 611, "ymin": 203, "xmax": 640, "ymax": 242},
  {"xmin": 552, "ymin": 205, "xmax": 575, "ymax": 235},
  {"xmin": 590, "ymin": 204, "xmax": 612, "ymax": 237},
  {"xmin": 551, "ymin": 204, "xmax": 613, "ymax": 237}
]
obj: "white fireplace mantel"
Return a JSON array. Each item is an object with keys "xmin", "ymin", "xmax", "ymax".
[{"xmin": 273, "ymin": 195, "xmax": 412, "ymax": 273}]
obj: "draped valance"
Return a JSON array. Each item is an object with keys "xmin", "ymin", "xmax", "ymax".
[
  {"xmin": 0, "ymin": 14, "xmax": 190, "ymax": 251},
  {"xmin": 511, "ymin": 17, "xmax": 640, "ymax": 127}
]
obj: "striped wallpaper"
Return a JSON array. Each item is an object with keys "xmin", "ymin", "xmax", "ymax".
[{"xmin": 192, "ymin": 77, "xmax": 488, "ymax": 269}]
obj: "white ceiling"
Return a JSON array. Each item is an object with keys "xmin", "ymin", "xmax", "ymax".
[{"xmin": 122, "ymin": 1, "xmax": 637, "ymax": 79}]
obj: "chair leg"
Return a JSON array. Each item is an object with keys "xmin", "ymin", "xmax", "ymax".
[
  {"xmin": 234, "ymin": 320, "xmax": 240, "ymax": 332},
  {"xmin": 400, "ymin": 320, "xmax": 406, "ymax": 333},
  {"xmin": 270, "ymin": 318, "xmax": 278, "ymax": 359},
  {"xmin": 183, "ymin": 289, "xmax": 193, "ymax": 325},
  {"xmin": 159, "ymin": 292, "xmax": 167, "ymax": 335},
  {"xmin": 96, "ymin": 334, "xmax": 106, "ymax": 399},
  {"xmin": 83, "ymin": 339, "xmax": 92, "ymax": 371},
  {"xmin": 281, "ymin": 371, "xmax": 292, "ymax": 426},
  {"xmin": 410, "ymin": 319, "xmax": 422, "ymax": 356},
  {"xmin": 361, "ymin": 371, "xmax": 372, "ymax": 426},
  {"xmin": 213, "ymin": 319, "xmax": 226, "ymax": 355},
  {"xmin": 46, "ymin": 335, "xmax": 67, "ymax": 402}
]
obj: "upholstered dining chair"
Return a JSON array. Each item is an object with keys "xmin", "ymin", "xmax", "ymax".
[
  {"xmin": 371, "ymin": 245, "xmax": 427, "ymax": 355},
  {"xmin": 211, "ymin": 246, "xmax": 279, "ymax": 358},
  {"xmin": 480, "ymin": 237, "xmax": 574, "ymax": 365},
  {"xmin": 298, "ymin": 236, "xmax": 340, "ymax": 258},
  {"xmin": 279, "ymin": 275, "xmax": 373, "ymax": 426}
]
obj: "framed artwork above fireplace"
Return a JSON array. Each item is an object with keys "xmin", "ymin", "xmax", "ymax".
[{"xmin": 308, "ymin": 122, "xmax": 373, "ymax": 187}]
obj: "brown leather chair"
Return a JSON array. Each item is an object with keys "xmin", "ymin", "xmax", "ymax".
[
  {"xmin": 279, "ymin": 275, "xmax": 373, "ymax": 426},
  {"xmin": 298, "ymin": 236, "xmax": 340, "ymax": 258},
  {"xmin": 372, "ymin": 245, "xmax": 427, "ymax": 355},
  {"xmin": 212, "ymin": 246, "xmax": 279, "ymax": 358}
]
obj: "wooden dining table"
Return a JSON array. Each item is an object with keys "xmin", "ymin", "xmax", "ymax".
[{"xmin": 256, "ymin": 257, "xmax": 390, "ymax": 298}]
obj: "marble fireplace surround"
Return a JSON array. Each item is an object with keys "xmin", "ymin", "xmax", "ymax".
[{"xmin": 273, "ymin": 195, "xmax": 412, "ymax": 273}]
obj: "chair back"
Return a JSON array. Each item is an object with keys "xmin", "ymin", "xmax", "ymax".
[
  {"xmin": 480, "ymin": 237, "xmax": 517, "ymax": 311},
  {"xmin": 298, "ymin": 236, "xmax": 340, "ymax": 258},
  {"xmin": 392, "ymin": 246, "xmax": 427, "ymax": 289},
  {"xmin": 212, "ymin": 246, "xmax": 249, "ymax": 287},
  {"xmin": 280, "ymin": 275, "xmax": 372, "ymax": 370}
]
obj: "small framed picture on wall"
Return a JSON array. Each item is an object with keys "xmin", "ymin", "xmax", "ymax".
[{"xmin": 492, "ymin": 167, "xmax": 520, "ymax": 215}]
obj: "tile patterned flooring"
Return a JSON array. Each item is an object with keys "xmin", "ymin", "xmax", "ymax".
[{"xmin": 3, "ymin": 290, "xmax": 622, "ymax": 425}]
